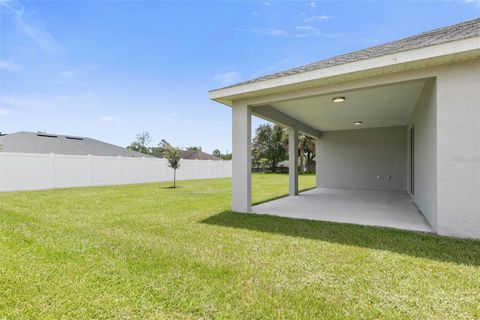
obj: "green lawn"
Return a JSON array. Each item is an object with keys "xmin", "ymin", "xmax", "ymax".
[{"xmin": 1, "ymin": 173, "xmax": 480, "ymax": 319}]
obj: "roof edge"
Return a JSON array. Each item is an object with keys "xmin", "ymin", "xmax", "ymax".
[{"xmin": 209, "ymin": 36, "xmax": 480, "ymax": 104}]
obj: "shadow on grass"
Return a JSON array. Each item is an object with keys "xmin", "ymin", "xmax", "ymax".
[
  {"xmin": 253, "ymin": 187, "xmax": 317, "ymax": 206},
  {"xmin": 201, "ymin": 211, "xmax": 480, "ymax": 266}
]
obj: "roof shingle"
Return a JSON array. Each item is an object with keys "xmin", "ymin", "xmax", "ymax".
[
  {"xmin": 214, "ymin": 18, "xmax": 480, "ymax": 91},
  {"xmin": 181, "ymin": 150, "xmax": 220, "ymax": 160},
  {"xmin": 0, "ymin": 131, "xmax": 153, "ymax": 158}
]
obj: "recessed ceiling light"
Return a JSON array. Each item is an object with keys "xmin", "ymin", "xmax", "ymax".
[
  {"xmin": 332, "ymin": 96, "xmax": 346, "ymax": 103},
  {"xmin": 353, "ymin": 121, "xmax": 363, "ymax": 126}
]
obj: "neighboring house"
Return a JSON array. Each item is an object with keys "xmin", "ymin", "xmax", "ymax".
[
  {"xmin": 152, "ymin": 149, "xmax": 220, "ymax": 160},
  {"xmin": 209, "ymin": 18, "xmax": 480, "ymax": 239},
  {"xmin": 181, "ymin": 150, "xmax": 220, "ymax": 160},
  {"xmin": 0, "ymin": 131, "xmax": 153, "ymax": 158}
]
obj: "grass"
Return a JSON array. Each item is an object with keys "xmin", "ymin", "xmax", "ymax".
[{"xmin": 1, "ymin": 173, "xmax": 479, "ymax": 319}]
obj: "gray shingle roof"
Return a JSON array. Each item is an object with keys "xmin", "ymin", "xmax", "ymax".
[
  {"xmin": 0, "ymin": 131, "xmax": 154, "ymax": 158},
  {"xmin": 214, "ymin": 18, "xmax": 480, "ymax": 91},
  {"xmin": 181, "ymin": 150, "xmax": 220, "ymax": 160}
]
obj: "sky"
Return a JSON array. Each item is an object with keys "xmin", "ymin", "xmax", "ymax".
[{"xmin": 0, "ymin": 0, "xmax": 479, "ymax": 153}]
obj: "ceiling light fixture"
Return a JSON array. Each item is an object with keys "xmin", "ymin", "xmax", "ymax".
[
  {"xmin": 332, "ymin": 96, "xmax": 346, "ymax": 103},
  {"xmin": 353, "ymin": 121, "xmax": 363, "ymax": 126}
]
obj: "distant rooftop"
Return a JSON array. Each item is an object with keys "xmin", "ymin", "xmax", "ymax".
[
  {"xmin": 211, "ymin": 18, "xmax": 480, "ymax": 92},
  {"xmin": 0, "ymin": 131, "xmax": 153, "ymax": 158},
  {"xmin": 181, "ymin": 149, "xmax": 220, "ymax": 160}
]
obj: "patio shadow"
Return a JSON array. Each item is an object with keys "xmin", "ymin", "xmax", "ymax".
[{"xmin": 201, "ymin": 211, "xmax": 480, "ymax": 266}]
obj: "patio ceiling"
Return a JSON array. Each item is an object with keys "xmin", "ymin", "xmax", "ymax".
[{"xmin": 254, "ymin": 79, "xmax": 427, "ymax": 132}]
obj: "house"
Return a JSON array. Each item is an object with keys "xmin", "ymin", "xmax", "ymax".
[
  {"xmin": 209, "ymin": 18, "xmax": 480, "ymax": 239},
  {"xmin": 181, "ymin": 149, "xmax": 221, "ymax": 160},
  {"xmin": 0, "ymin": 131, "xmax": 153, "ymax": 158},
  {"xmin": 155, "ymin": 149, "xmax": 220, "ymax": 160}
]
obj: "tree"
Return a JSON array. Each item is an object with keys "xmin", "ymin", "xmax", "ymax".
[
  {"xmin": 259, "ymin": 158, "xmax": 269, "ymax": 173},
  {"xmin": 186, "ymin": 146, "xmax": 202, "ymax": 151},
  {"xmin": 221, "ymin": 152, "xmax": 232, "ymax": 160},
  {"xmin": 164, "ymin": 145, "xmax": 182, "ymax": 188},
  {"xmin": 302, "ymin": 135, "xmax": 316, "ymax": 173},
  {"xmin": 151, "ymin": 139, "xmax": 171, "ymax": 157},
  {"xmin": 212, "ymin": 149, "xmax": 232, "ymax": 160},
  {"xmin": 282, "ymin": 132, "xmax": 316, "ymax": 174},
  {"xmin": 127, "ymin": 131, "xmax": 152, "ymax": 155},
  {"xmin": 252, "ymin": 124, "xmax": 287, "ymax": 173},
  {"xmin": 298, "ymin": 134, "xmax": 315, "ymax": 173}
]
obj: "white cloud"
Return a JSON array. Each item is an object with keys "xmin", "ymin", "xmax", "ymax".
[
  {"xmin": 100, "ymin": 116, "xmax": 113, "ymax": 121},
  {"xmin": 295, "ymin": 25, "xmax": 317, "ymax": 31},
  {"xmin": 465, "ymin": 0, "xmax": 480, "ymax": 7},
  {"xmin": 310, "ymin": 2, "xmax": 316, "ymax": 8},
  {"xmin": 160, "ymin": 117, "xmax": 173, "ymax": 123},
  {"xmin": 236, "ymin": 26, "xmax": 337, "ymax": 38},
  {"xmin": 0, "ymin": 59, "xmax": 23, "ymax": 70},
  {"xmin": 58, "ymin": 69, "xmax": 75, "ymax": 78},
  {"xmin": 0, "ymin": 108, "xmax": 10, "ymax": 117},
  {"xmin": 0, "ymin": 96, "xmax": 54, "ymax": 109},
  {"xmin": 263, "ymin": 1, "xmax": 271, "ymax": 6},
  {"xmin": 100, "ymin": 115, "xmax": 124, "ymax": 124},
  {"xmin": 214, "ymin": 71, "xmax": 241, "ymax": 85},
  {"xmin": 305, "ymin": 15, "xmax": 333, "ymax": 22},
  {"xmin": 261, "ymin": 28, "xmax": 288, "ymax": 36},
  {"xmin": 0, "ymin": 0, "xmax": 61, "ymax": 52},
  {"xmin": 236, "ymin": 27, "xmax": 289, "ymax": 37}
]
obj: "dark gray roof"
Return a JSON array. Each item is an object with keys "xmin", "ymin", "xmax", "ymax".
[
  {"xmin": 0, "ymin": 131, "xmax": 154, "ymax": 158},
  {"xmin": 181, "ymin": 150, "xmax": 220, "ymax": 160},
  {"xmin": 215, "ymin": 18, "xmax": 480, "ymax": 91}
]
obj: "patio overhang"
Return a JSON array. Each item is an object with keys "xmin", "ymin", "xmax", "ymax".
[
  {"xmin": 250, "ymin": 78, "xmax": 428, "ymax": 134},
  {"xmin": 209, "ymin": 36, "xmax": 480, "ymax": 105}
]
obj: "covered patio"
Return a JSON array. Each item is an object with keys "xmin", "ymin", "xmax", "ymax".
[
  {"xmin": 253, "ymin": 188, "xmax": 433, "ymax": 233},
  {"xmin": 220, "ymin": 75, "xmax": 436, "ymax": 233},
  {"xmin": 209, "ymin": 18, "xmax": 480, "ymax": 238},
  {"xmin": 218, "ymin": 76, "xmax": 436, "ymax": 233}
]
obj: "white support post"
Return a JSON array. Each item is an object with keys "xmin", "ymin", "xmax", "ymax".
[
  {"xmin": 289, "ymin": 127, "xmax": 299, "ymax": 196},
  {"xmin": 232, "ymin": 101, "xmax": 252, "ymax": 212},
  {"xmin": 315, "ymin": 136, "xmax": 321, "ymax": 188}
]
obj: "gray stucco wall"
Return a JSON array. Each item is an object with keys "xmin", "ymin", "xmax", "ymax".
[
  {"xmin": 407, "ymin": 79, "xmax": 438, "ymax": 230},
  {"xmin": 316, "ymin": 126, "xmax": 407, "ymax": 191},
  {"xmin": 436, "ymin": 59, "xmax": 480, "ymax": 239}
]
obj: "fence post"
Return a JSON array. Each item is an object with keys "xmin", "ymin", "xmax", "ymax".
[
  {"xmin": 219, "ymin": 160, "xmax": 222, "ymax": 178},
  {"xmin": 208, "ymin": 159, "xmax": 211, "ymax": 179},
  {"xmin": 87, "ymin": 154, "xmax": 92, "ymax": 186},
  {"xmin": 0, "ymin": 153, "xmax": 3, "ymax": 192},
  {"xmin": 116, "ymin": 156, "xmax": 121, "ymax": 185},
  {"xmin": 194, "ymin": 159, "xmax": 197, "ymax": 179},
  {"xmin": 50, "ymin": 153, "xmax": 55, "ymax": 189}
]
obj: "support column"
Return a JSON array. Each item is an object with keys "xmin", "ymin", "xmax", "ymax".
[
  {"xmin": 289, "ymin": 127, "xmax": 298, "ymax": 196},
  {"xmin": 232, "ymin": 101, "xmax": 251, "ymax": 212},
  {"xmin": 315, "ymin": 136, "xmax": 321, "ymax": 188},
  {"xmin": 436, "ymin": 60, "xmax": 480, "ymax": 238}
]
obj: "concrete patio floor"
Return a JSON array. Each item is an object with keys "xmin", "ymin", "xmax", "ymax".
[{"xmin": 252, "ymin": 188, "xmax": 433, "ymax": 233}]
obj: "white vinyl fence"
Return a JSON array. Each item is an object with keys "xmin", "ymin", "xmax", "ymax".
[{"xmin": 0, "ymin": 152, "xmax": 232, "ymax": 192}]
